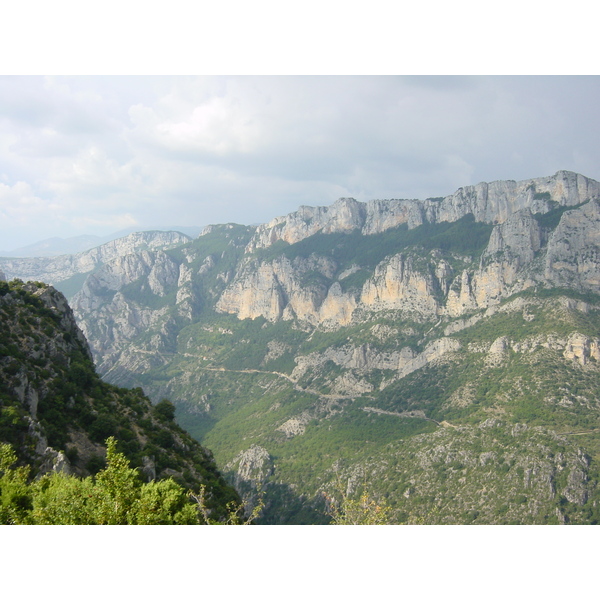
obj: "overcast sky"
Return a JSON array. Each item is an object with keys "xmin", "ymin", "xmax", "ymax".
[{"xmin": 1, "ymin": 75, "xmax": 599, "ymax": 251}]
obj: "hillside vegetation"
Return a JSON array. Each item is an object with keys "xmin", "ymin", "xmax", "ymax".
[{"xmin": 0, "ymin": 279, "xmax": 240, "ymax": 523}]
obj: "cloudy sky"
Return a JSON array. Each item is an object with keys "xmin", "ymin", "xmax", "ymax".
[{"xmin": 0, "ymin": 75, "xmax": 599, "ymax": 251}]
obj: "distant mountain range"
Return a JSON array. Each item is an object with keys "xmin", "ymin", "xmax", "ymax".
[{"xmin": 0, "ymin": 226, "xmax": 205, "ymax": 257}]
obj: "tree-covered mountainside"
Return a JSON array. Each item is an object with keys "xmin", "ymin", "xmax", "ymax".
[
  {"xmin": 0, "ymin": 279, "xmax": 240, "ymax": 523},
  {"xmin": 5, "ymin": 170, "xmax": 600, "ymax": 524}
]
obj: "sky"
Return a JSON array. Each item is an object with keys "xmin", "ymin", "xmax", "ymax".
[{"xmin": 1, "ymin": 75, "xmax": 599, "ymax": 251}]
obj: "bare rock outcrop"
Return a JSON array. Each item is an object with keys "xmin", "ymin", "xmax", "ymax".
[
  {"xmin": 544, "ymin": 199, "xmax": 600, "ymax": 291},
  {"xmin": 0, "ymin": 230, "xmax": 190, "ymax": 288},
  {"xmin": 226, "ymin": 445, "xmax": 274, "ymax": 492}
]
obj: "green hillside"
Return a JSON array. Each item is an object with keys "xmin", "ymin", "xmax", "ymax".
[{"xmin": 0, "ymin": 279, "xmax": 240, "ymax": 524}]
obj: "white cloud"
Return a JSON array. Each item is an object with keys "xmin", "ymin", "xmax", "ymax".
[{"xmin": 0, "ymin": 181, "xmax": 49, "ymax": 223}]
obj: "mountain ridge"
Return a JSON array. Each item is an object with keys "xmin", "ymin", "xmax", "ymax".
[
  {"xmin": 245, "ymin": 170, "xmax": 600, "ymax": 252},
  {"xmin": 4, "ymin": 169, "xmax": 600, "ymax": 523}
]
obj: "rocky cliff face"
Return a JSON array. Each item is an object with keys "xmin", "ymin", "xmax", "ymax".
[
  {"xmin": 71, "ymin": 250, "xmax": 180, "ymax": 377},
  {"xmin": 214, "ymin": 182, "xmax": 600, "ymax": 327},
  {"xmin": 216, "ymin": 254, "xmax": 338, "ymax": 324},
  {"xmin": 10, "ymin": 171, "xmax": 600, "ymax": 349},
  {"xmin": 0, "ymin": 230, "xmax": 190, "ymax": 290},
  {"xmin": 23, "ymin": 170, "xmax": 596, "ymax": 395},
  {"xmin": 246, "ymin": 171, "xmax": 600, "ymax": 253},
  {"xmin": 431, "ymin": 170, "xmax": 598, "ymax": 225}
]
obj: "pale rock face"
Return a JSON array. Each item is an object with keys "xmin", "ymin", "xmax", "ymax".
[
  {"xmin": 360, "ymin": 254, "xmax": 440, "ymax": 317},
  {"xmin": 9, "ymin": 171, "xmax": 600, "ymax": 344},
  {"xmin": 489, "ymin": 336, "xmax": 510, "ymax": 354},
  {"xmin": 216, "ymin": 255, "xmax": 337, "ymax": 324},
  {"xmin": 176, "ymin": 257, "xmax": 217, "ymax": 320},
  {"xmin": 445, "ymin": 270, "xmax": 479, "ymax": 317},
  {"xmin": 393, "ymin": 337, "xmax": 461, "ymax": 383},
  {"xmin": 433, "ymin": 171, "xmax": 600, "ymax": 225},
  {"xmin": 362, "ymin": 199, "xmax": 425, "ymax": 233},
  {"xmin": 262, "ymin": 341, "xmax": 292, "ymax": 365},
  {"xmin": 219, "ymin": 175, "xmax": 600, "ymax": 327},
  {"xmin": 18, "ymin": 170, "xmax": 600, "ymax": 391},
  {"xmin": 564, "ymin": 467, "xmax": 589, "ymax": 505},
  {"xmin": 484, "ymin": 210, "xmax": 544, "ymax": 266},
  {"xmin": 290, "ymin": 338, "xmax": 459, "ymax": 390},
  {"xmin": 277, "ymin": 413, "xmax": 312, "ymax": 437},
  {"xmin": 28, "ymin": 419, "xmax": 49, "ymax": 456},
  {"xmin": 147, "ymin": 252, "xmax": 179, "ymax": 297},
  {"xmin": 486, "ymin": 336, "xmax": 510, "ymax": 366},
  {"xmin": 330, "ymin": 372, "xmax": 374, "ymax": 395},
  {"xmin": 81, "ymin": 250, "xmax": 178, "ymax": 298},
  {"xmin": 246, "ymin": 198, "xmax": 366, "ymax": 252},
  {"xmin": 216, "ymin": 260, "xmax": 286, "ymax": 322},
  {"xmin": 70, "ymin": 246, "xmax": 188, "ymax": 370},
  {"xmin": 176, "ymin": 264, "xmax": 194, "ymax": 300},
  {"xmin": 13, "ymin": 372, "xmax": 40, "ymax": 419},
  {"xmin": 0, "ymin": 230, "xmax": 190, "ymax": 288},
  {"xmin": 291, "ymin": 344, "xmax": 416, "ymax": 383},
  {"xmin": 544, "ymin": 200, "xmax": 600, "ymax": 290},
  {"xmin": 38, "ymin": 448, "xmax": 73, "ymax": 477},
  {"xmin": 73, "ymin": 282, "xmax": 172, "ymax": 374},
  {"xmin": 563, "ymin": 333, "xmax": 600, "ymax": 365},
  {"xmin": 231, "ymin": 172, "xmax": 600, "ymax": 323},
  {"xmin": 445, "ymin": 211, "xmax": 544, "ymax": 317},
  {"xmin": 318, "ymin": 282, "xmax": 356, "ymax": 327},
  {"xmin": 226, "ymin": 445, "xmax": 273, "ymax": 486},
  {"xmin": 197, "ymin": 255, "xmax": 216, "ymax": 275},
  {"xmin": 472, "ymin": 262, "xmax": 526, "ymax": 308}
]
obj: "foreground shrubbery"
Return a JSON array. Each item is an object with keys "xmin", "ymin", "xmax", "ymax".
[
  {"xmin": 0, "ymin": 437, "xmax": 249, "ymax": 525},
  {"xmin": 1, "ymin": 435, "xmax": 388, "ymax": 525}
]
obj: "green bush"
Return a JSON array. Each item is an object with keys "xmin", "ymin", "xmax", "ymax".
[{"xmin": 153, "ymin": 399, "xmax": 176, "ymax": 422}]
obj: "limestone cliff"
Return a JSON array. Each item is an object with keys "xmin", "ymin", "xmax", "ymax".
[
  {"xmin": 215, "ymin": 175, "xmax": 600, "ymax": 327},
  {"xmin": 70, "ymin": 249, "xmax": 183, "ymax": 377},
  {"xmin": 245, "ymin": 171, "xmax": 600, "ymax": 253},
  {"xmin": 19, "ymin": 170, "xmax": 592, "ymax": 401},
  {"xmin": 0, "ymin": 230, "xmax": 190, "ymax": 291}
]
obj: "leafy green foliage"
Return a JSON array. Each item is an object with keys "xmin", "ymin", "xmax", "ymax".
[
  {"xmin": 1, "ymin": 438, "xmax": 199, "ymax": 524},
  {"xmin": 0, "ymin": 437, "xmax": 264, "ymax": 525},
  {"xmin": 328, "ymin": 490, "xmax": 392, "ymax": 525},
  {"xmin": 152, "ymin": 399, "xmax": 176, "ymax": 422}
]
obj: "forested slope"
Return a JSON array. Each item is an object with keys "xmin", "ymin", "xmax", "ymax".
[{"xmin": 0, "ymin": 279, "xmax": 240, "ymax": 523}]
